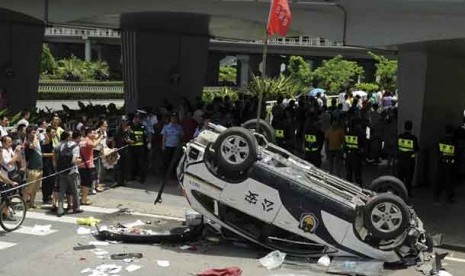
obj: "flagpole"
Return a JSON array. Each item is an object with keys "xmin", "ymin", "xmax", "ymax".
[
  {"xmin": 256, "ymin": 32, "xmax": 269, "ymax": 130},
  {"xmin": 256, "ymin": 1, "xmax": 274, "ymax": 130}
]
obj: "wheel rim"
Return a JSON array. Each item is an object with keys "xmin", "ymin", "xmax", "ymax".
[
  {"xmin": 370, "ymin": 202, "xmax": 403, "ymax": 233},
  {"xmin": 220, "ymin": 135, "xmax": 250, "ymax": 165}
]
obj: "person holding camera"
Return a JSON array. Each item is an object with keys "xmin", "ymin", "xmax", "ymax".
[
  {"xmin": 1, "ymin": 136, "xmax": 24, "ymax": 185},
  {"xmin": 23, "ymin": 124, "xmax": 43, "ymax": 209}
]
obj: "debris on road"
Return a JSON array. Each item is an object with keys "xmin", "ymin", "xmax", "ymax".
[
  {"xmin": 93, "ymin": 248, "xmax": 109, "ymax": 258},
  {"xmin": 327, "ymin": 257, "xmax": 384, "ymax": 276},
  {"xmin": 89, "ymin": 241, "xmax": 109, "ymax": 246},
  {"xmin": 95, "ymin": 222, "xmax": 203, "ymax": 244},
  {"xmin": 77, "ymin": 227, "xmax": 92, "ymax": 235},
  {"xmin": 77, "ymin": 217, "xmax": 101, "ymax": 226},
  {"xmin": 125, "ymin": 264, "xmax": 143, "ymax": 272},
  {"xmin": 197, "ymin": 266, "xmax": 242, "ymax": 276},
  {"xmin": 123, "ymin": 220, "xmax": 146, "ymax": 228},
  {"xmin": 31, "ymin": 224, "xmax": 52, "ymax": 234},
  {"xmin": 157, "ymin": 260, "xmax": 170, "ymax": 267},
  {"xmin": 81, "ymin": 264, "xmax": 122, "ymax": 275},
  {"xmin": 73, "ymin": 244, "xmax": 96, "ymax": 251},
  {"xmin": 317, "ymin": 254, "xmax": 331, "ymax": 267},
  {"xmin": 180, "ymin": 244, "xmax": 197, "ymax": 251},
  {"xmin": 259, "ymin": 250, "xmax": 286, "ymax": 270},
  {"xmin": 438, "ymin": 270, "xmax": 453, "ymax": 276},
  {"xmin": 110, "ymin": 253, "xmax": 143, "ymax": 260}
]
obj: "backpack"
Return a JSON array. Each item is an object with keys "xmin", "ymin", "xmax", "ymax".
[{"xmin": 57, "ymin": 143, "xmax": 78, "ymax": 172}]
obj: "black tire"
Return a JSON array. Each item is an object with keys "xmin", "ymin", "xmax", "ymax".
[
  {"xmin": 214, "ymin": 127, "xmax": 257, "ymax": 172},
  {"xmin": 241, "ymin": 119, "xmax": 276, "ymax": 144},
  {"xmin": 0, "ymin": 195, "xmax": 27, "ymax": 232},
  {"xmin": 363, "ymin": 193, "xmax": 410, "ymax": 240},
  {"xmin": 368, "ymin": 175, "xmax": 409, "ymax": 202}
]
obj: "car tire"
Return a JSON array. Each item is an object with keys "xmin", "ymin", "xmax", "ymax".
[
  {"xmin": 214, "ymin": 127, "xmax": 257, "ymax": 172},
  {"xmin": 363, "ymin": 193, "xmax": 410, "ymax": 240},
  {"xmin": 241, "ymin": 119, "xmax": 276, "ymax": 144},
  {"xmin": 367, "ymin": 175, "xmax": 409, "ymax": 202}
]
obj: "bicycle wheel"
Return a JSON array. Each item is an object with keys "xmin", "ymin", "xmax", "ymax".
[{"xmin": 0, "ymin": 195, "xmax": 27, "ymax": 232}]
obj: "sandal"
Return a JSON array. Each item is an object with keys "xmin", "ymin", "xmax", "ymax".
[{"xmin": 80, "ymin": 201, "xmax": 92, "ymax": 206}]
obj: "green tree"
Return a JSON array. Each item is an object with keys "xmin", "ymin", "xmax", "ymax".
[
  {"xmin": 313, "ymin": 55, "xmax": 364, "ymax": 94},
  {"xmin": 355, "ymin": 82, "xmax": 379, "ymax": 92},
  {"xmin": 286, "ymin": 56, "xmax": 312, "ymax": 86},
  {"xmin": 40, "ymin": 44, "xmax": 57, "ymax": 75},
  {"xmin": 247, "ymin": 75, "xmax": 305, "ymax": 100},
  {"xmin": 84, "ymin": 60, "xmax": 110, "ymax": 81},
  {"xmin": 56, "ymin": 55, "xmax": 86, "ymax": 81},
  {"xmin": 219, "ymin": 66, "xmax": 237, "ymax": 84},
  {"xmin": 368, "ymin": 51, "xmax": 398, "ymax": 91}
]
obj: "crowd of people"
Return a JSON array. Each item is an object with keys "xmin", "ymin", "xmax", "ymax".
[{"xmin": 0, "ymin": 88, "xmax": 461, "ymax": 222}]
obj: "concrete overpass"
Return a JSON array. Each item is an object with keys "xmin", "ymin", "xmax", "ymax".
[
  {"xmin": 3, "ymin": 0, "xmax": 465, "ymax": 186},
  {"xmin": 43, "ymin": 26, "xmax": 388, "ymax": 86}
]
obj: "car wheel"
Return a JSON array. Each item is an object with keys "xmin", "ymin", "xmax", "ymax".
[
  {"xmin": 214, "ymin": 127, "xmax": 257, "ymax": 172},
  {"xmin": 367, "ymin": 175, "xmax": 409, "ymax": 202},
  {"xmin": 241, "ymin": 119, "xmax": 276, "ymax": 144},
  {"xmin": 364, "ymin": 193, "xmax": 410, "ymax": 240}
]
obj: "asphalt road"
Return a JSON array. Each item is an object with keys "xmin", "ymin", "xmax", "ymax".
[{"xmin": 1, "ymin": 179, "xmax": 464, "ymax": 276}]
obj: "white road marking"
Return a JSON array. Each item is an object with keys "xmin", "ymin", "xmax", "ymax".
[
  {"xmin": 24, "ymin": 205, "xmax": 184, "ymax": 225},
  {"xmin": 80, "ymin": 205, "xmax": 118, "ymax": 214},
  {"xmin": 26, "ymin": 212, "xmax": 78, "ymax": 224},
  {"xmin": 0, "ymin": 241, "xmax": 16, "ymax": 250},
  {"xmin": 445, "ymin": 256, "xmax": 465, "ymax": 263},
  {"xmin": 14, "ymin": 225, "xmax": 58, "ymax": 236}
]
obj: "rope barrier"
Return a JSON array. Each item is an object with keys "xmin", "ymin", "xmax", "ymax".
[{"xmin": 0, "ymin": 144, "xmax": 130, "ymax": 195}]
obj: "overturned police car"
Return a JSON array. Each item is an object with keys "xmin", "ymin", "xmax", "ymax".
[{"xmin": 176, "ymin": 121, "xmax": 430, "ymax": 264}]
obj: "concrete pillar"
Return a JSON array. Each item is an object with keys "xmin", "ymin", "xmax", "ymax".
[
  {"xmin": 398, "ymin": 47, "xmax": 465, "ymax": 187},
  {"xmin": 120, "ymin": 12, "xmax": 210, "ymax": 112},
  {"xmin": 265, "ymin": 55, "xmax": 283, "ymax": 78},
  {"xmin": 85, "ymin": 39, "xmax": 92, "ymax": 62},
  {"xmin": 237, "ymin": 54, "xmax": 250, "ymax": 89},
  {"xmin": 204, "ymin": 52, "xmax": 224, "ymax": 86},
  {"xmin": 0, "ymin": 9, "xmax": 44, "ymax": 111},
  {"xmin": 96, "ymin": 45, "xmax": 103, "ymax": 61},
  {"xmin": 249, "ymin": 55, "xmax": 262, "ymax": 77}
]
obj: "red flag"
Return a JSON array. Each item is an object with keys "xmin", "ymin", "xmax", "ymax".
[{"xmin": 267, "ymin": 0, "xmax": 292, "ymax": 37}]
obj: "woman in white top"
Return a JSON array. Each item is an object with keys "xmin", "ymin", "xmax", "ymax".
[
  {"xmin": 1, "ymin": 136, "xmax": 23, "ymax": 182},
  {"xmin": 94, "ymin": 120, "xmax": 109, "ymax": 192}
]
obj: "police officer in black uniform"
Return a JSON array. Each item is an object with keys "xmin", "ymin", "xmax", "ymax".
[
  {"xmin": 344, "ymin": 118, "xmax": 366, "ymax": 186},
  {"xmin": 271, "ymin": 96, "xmax": 287, "ymax": 149},
  {"xmin": 302, "ymin": 119, "xmax": 324, "ymax": 168},
  {"xmin": 397, "ymin": 120, "xmax": 419, "ymax": 197},
  {"xmin": 113, "ymin": 116, "xmax": 133, "ymax": 187},
  {"xmin": 435, "ymin": 125, "xmax": 457, "ymax": 204},
  {"xmin": 129, "ymin": 113, "xmax": 147, "ymax": 183}
]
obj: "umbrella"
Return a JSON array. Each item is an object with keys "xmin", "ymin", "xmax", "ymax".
[
  {"xmin": 308, "ymin": 88, "xmax": 326, "ymax": 97},
  {"xmin": 352, "ymin": 90, "xmax": 367, "ymax": 98}
]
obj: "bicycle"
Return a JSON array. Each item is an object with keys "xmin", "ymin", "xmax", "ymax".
[{"xmin": 0, "ymin": 183, "xmax": 27, "ymax": 232}]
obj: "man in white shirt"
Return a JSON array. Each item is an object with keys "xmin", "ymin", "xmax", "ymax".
[
  {"xmin": 14, "ymin": 111, "xmax": 30, "ymax": 128},
  {"xmin": 0, "ymin": 116, "xmax": 9, "ymax": 138}
]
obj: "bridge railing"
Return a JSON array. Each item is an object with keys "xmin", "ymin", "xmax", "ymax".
[
  {"xmin": 45, "ymin": 27, "xmax": 121, "ymax": 39},
  {"xmin": 38, "ymin": 82, "xmax": 124, "ymax": 93},
  {"xmin": 45, "ymin": 27, "xmax": 343, "ymax": 47}
]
